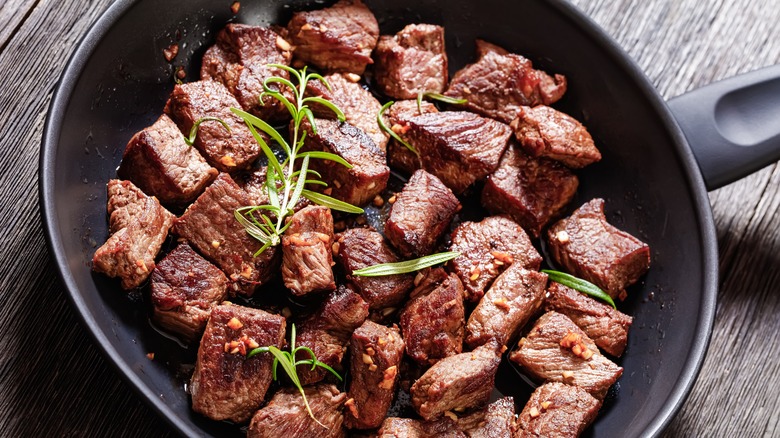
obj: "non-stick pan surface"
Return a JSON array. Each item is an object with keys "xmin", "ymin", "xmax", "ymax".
[{"xmin": 40, "ymin": 0, "xmax": 718, "ymax": 436}]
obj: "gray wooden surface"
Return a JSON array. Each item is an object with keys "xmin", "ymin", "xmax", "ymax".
[{"xmin": 1, "ymin": 0, "xmax": 778, "ymax": 436}]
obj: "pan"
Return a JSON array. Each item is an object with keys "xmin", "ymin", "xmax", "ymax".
[{"xmin": 38, "ymin": 0, "xmax": 780, "ymax": 436}]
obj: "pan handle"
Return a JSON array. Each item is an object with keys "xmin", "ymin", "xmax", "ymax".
[{"xmin": 667, "ymin": 64, "xmax": 780, "ymax": 191}]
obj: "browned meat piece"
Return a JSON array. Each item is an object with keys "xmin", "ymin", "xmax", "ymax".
[
  {"xmin": 385, "ymin": 170, "xmax": 460, "ymax": 257},
  {"xmin": 200, "ymin": 24, "xmax": 293, "ymax": 122},
  {"xmin": 190, "ymin": 304, "xmax": 285, "ymax": 423},
  {"xmin": 164, "ymin": 80, "xmax": 260, "ymax": 172},
  {"xmin": 546, "ymin": 198, "xmax": 651, "ymax": 299},
  {"xmin": 465, "ymin": 265, "xmax": 548, "ymax": 350},
  {"xmin": 150, "ymin": 243, "xmax": 228, "ymax": 343},
  {"xmin": 379, "ymin": 417, "xmax": 466, "ymax": 438},
  {"xmin": 457, "ymin": 397, "xmax": 517, "ymax": 438},
  {"xmin": 546, "ymin": 281, "xmax": 633, "ymax": 357},
  {"xmin": 403, "ymin": 111, "xmax": 512, "ymax": 194},
  {"xmin": 509, "ymin": 311, "xmax": 623, "ymax": 399},
  {"xmin": 287, "ymin": 0, "xmax": 379, "ymax": 75},
  {"xmin": 281, "ymin": 206, "xmax": 336, "ymax": 296},
  {"xmin": 383, "ymin": 99, "xmax": 438, "ymax": 175},
  {"xmin": 118, "ymin": 114, "xmax": 217, "ymax": 205},
  {"xmin": 173, "ymin": 173, "xmax": 279, "ymax": 296},
  {"xmin": 444, "ymin": 39, "xmax": 567, "ymax": 124},
  {"xmin": 344, "ymin": 320, "xmax": 405, "ymax": 430},
  {"xmin": 300, "ymin": 117, "xmax": 389, "ymax": 207},
  {"xmin": 450, "ymin": 216, "xmax": 542, "ymax": 302},
  {"xmin": 373, "ymin": 24, "xmax": 448, "ymax": 99},
  {"xmin": 247, "ymin": 384, "xmax": 346, "ymax": 438},
  {"xmin": 399, "ymin": 268, "xmax": 465, "ymax": 365},
  {"xmin": 515, "ymin": 382, "xmax": 601, "ymax": 438},
  {"xmin": 481, "ymin": 143, "xmax": 578, "ymax": 237},
  {"xmin": 92, "ymin": 180, "xmax": 175, "ymax": 289},
  {"xmin": 411, "ymin": 344, "xmax": 500, "ymax": 420},
  {"xmin": 236, "ymin": 165, "xmax": 311, "ymax": 211},
  {"xmin": 511, "ymin": 105, "xmax": 601, "ymax": 169}
]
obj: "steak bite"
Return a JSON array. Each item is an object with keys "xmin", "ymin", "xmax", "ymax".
[
  {"xmin": 173, "ymin": 173, "xmax": 279, "ymax": 296},
  {"xmin": 515, "ymin": 382, "xmax": 601, "ymax": 438},
  {"xmin": 237, "ymin": 165, "xmax": 311, "ymax": 211},
  {"xmin": 373, "ymin": 24, "xmax": 448, "ymax": 99},
  {"xmin": 511, "ymin": 105, "xmax": 601, "ymax": 169},
  {"xmin": 546, "ymin": 281, "xmax": 633, "ymax": 357},
  {"xmin": 450, "ymin": 216, "xmax": 542, "ymax": 303},
  {"xmin": 344, "ymin": 320, "xmax": 405, "ymax": 430},
  {"xmin": 92, "ymin": 180, "xmax": 175, "ymax": 290},
  {"xmin": 287, "ymin": 0, "xmax": 379, "ymax": 75},
  {"xmin": 385, "ymin": 170, "xmax": 461, "ymax": 257},
  {"xmin": 383, "ymin": 99, "xmax": 438, "ymax": 175},
  {"xmin": 164, "ymin": 80, "xmax": 260, "ymax": 172},
  {"xmin": 379, "ymin": 417, "xmax": 466, "ymax": 438},
  {"xmin": 509, "ymin": 311, "xmax": 623, "ymax": 399},
  {"xmin": 457, "ymin": 397, "xmax": 517, "ymax": 438},
  {"xmin": 190, "ymin": 304, "xmax": 286, "ymax": 423},
  {"xmin": 410, "ymin": 344, "xmax": 501, "ymax": 420},
  {"xmin": 546, "ymin": 198, "xmax": 651, "ymax": 299},
  {"xmin": 118, "ymin": 114, "xmax": 217, "ymax": 205},
  {"xmin": 444, "ymin": 39, "xmax": 567, "ymax": 124},
  {"xmin": 150, "ymin": 243, "xmax": 228, "ymax": 343},
  {"xmin": 247, "ymin": 384, "xmax": 346, "ymax": 438},
  {"xmin": 282, "ymin": 206, "xmax": 337, "ymax": 296}
]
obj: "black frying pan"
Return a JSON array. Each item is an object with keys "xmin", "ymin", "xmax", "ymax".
[{"xmin": 39, "ymin": 0, "xmax": 780, "ymax": 436}]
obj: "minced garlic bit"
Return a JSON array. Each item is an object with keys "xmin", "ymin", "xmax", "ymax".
[
  {"xmin": 163, "ymin": 44, "xmax": 179, "ymax": 62},
  {"xmin": 345, "ymin": 398, "xmax": 358, "ymax": 417},
  {"xmin": 529, "ymin": 407, "xmax": 541, "ymax": 418},
  {"xmin": 378, "ymin": 366, "xmax": 397, "ymax": 390},
  {"xmin": 500, "ymin": 345, "xmax": 508, "ymax": 354},
  {"xmin": 227, "ymin": 317, "xmax": 243, "ymax": 330},
  {"xmin": 562, "ymin": 370, "xmax": 574, "ymax": 380},
  {"xmin": 413, "ymin": 271, "xmax": 425, "ymax": 287},
  {"xmin": 556, "ymin": 230, "xmax": 570, "ymax": 244},
  {"xmin": 146, "ymin": 352, "xmax": 155, "ymax": 360},
  {"xmin": 493, "ymin": 297, "xmax": 510, "ymax": 311},
  {"xmin": 365, "ymin": 347, "xmax": 376, "ymax": 356},
  {"xmin": 560, "ymin": 331, "xmax": 593, "ymax": 360},
  {"xmin": 373, "ymin": 195, "xmax": 384, "ymax": 207},
  {"xmin": 388, "ymin": 194, "xmax": 397, "ymax": 204},
  {"xmin": 220, "ymin": 155, "xmax": 236, "ymax": 167},
  {"xmin": 276, "ymin": 35, "xmax": 292, "ymax": 52},
  {"xmin": 230, "ymin": 1, "xmax": 240, "ymax": 14},
  {"xmin": 368, "ymin": 364, "xmax": 378, "ymax": 372},
  {"xmin": 490, "ymin": 250, "xmax": 514, "ymax": 265},
  {"xmin": 469, "ymin": 266, "xmax": 481, "ymax": 281},
  {"xmin": 362, "ymin": 353, "xmax": 374, "ymax": 365},
  {"xmin": 333, "ymin": 180, "xmax": 342, "ymax": 189},
  {"xmin": 541, "ymin": 401, "xmax": 552, "ymax": 410},
  {"xmin": 345, "ymin": 73, "xmax": 361, "ymax": 83},
  {"xmin": 211, "ymin": 240, "xmax": 220, "ymax": 249},
  {"xmin": 444, "ymin": 411, "xmax": 458, "ymax": 421}
]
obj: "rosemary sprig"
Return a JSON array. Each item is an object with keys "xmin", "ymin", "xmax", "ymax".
[
  {"xmin": 352, "ymin": 251, "xmax": 460, "ymax": 277},
  {"xmin": 377, "ymin": 101, "xmax": 418, "ymax": 156},
  {"xmin": 416, "ymin": 91, "xmax": 468, "ymax": 114},
  {"xmin": 542, "ymin": 269, "xmax": 617, "ymax": 309},
  {"xmin": 184, "ymin": 116, "xmax": 231, "ymax": 146}
]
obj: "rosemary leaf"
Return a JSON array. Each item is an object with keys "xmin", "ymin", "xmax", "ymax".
[
  {"xmin": 299, "ymin": 150, "xmax": 354, "ymax": 168},
  {"xmin": 423, "ymin": 92, "xmax": 468, "ymax": 105},
  {"xmin": 301, "ymin": 189, "xmax": 365, "ymax": 214},
  {"xmin": 352, "ymin": 251, "xmax": 461, "ymax": 277},
  {"xmin": 377, "ymin": 101, "xmax": 419, "ymax": 156},
  {"xmin": 302, "ymin": 96, "xmax": 346, "ymax": 121},
  {"xmin": 541, "ymin": 270, "xmax": 617, "ymax": 309},
  {"xmin": 231, "ymin": 107, "xmax": 291, "ymax": 156},
  {"xmin": 184, "ymin": 116, "xmax": 230, "ymax": 146}
]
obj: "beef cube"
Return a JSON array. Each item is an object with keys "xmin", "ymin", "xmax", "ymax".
[
  {"xmin": 515, "ymin": 382, "xmax": 601, "ymax": 438},
  {"xmin": 465, "ymin": 265, "xmax": 548, "ymax": 350},
  {"xmin": 173, "ymin": 173, "xmax": 279, "ymax": 296},
  {"xmin": 282, "ymin": 206, "xmax": 336, "ymax": 296},
  {"xmin": 118, "ymin": 114, "xmax": 217, "ymax": 205},
  {"xmin": 92, "ymin": 180, "xmax": 175, "ymax": 289},
  {"xmin": 384, "ymin": 99, "xmax": 438, "ymax": 175},
  {"xmin": 457, "ymin": 397, "xmax": 517, "ymax": 438},
  {"xmin": 164, "ymin": 80, "xmax": 260, "ymax": 172},
  {"xmin": 399, "ymin": 268, "xmax": 465, "ymax": 365},
  {"xmin": 410, "ymin": 344, "xmax": 500, "ymax": 420},
  {"xmin": 379, "ymin": 417, "xmax": 466, "ymax": 438},
  {"xmin": 335, "ymin": 228, "xmax": 415, "ymax": 312},
  {"xmin": 373, "ymin": 24, "xmax": 448, "ymax": 99},
  {"xmin": 403, "ymin": 111, "xmax": 512, "ymax": 194},
  {"xmin": 546, "ymin": 198, "xmax": 651, "ymax": 299},
  {"xmin": 511, "ymin": 105, "xmax": 601, "ymax": 169},
  {"xmin": 200, "ymin": 24, "xmax": 293, "ymax": 122},
  {"xmin": 450, "ymin": 216, "xmax": 542, "ymax": 303},
  {"xmin": 546, "ymin": 281, "xmax": 633, "ymax": 357},
  {"xmin": 237, "ymin": 166, "xmax": 311, "ymax": 211},
  {"xmin": 444, "ymin": 39, "xmax": 567, "ymax": 124},
  {"xmin": 481, "ymin": 143, "xmax": 578, "ymax": 237},
  {"xmin": 385, "ymin": 170, "xmax": 461, "ymax": 257},
  {"xmin": 301, "ymin": 117, "xmax": 389, "ymax": 207},
  {"xmin": 344, "ymin": 320, "xmax": 405, "ymax": 429},
  {"xmin": 190, "ymin": 304, "xmax": 285, "ymax": 422},
  {"xmin": 150, "ymin": 243, "xmax": 228, "ymax": 343},
  {"xmin": 287, "ymin": 0, "xmax": 379, "ymax": 75},
  {"xmin": 509, "ymin": 311, "xmax": 623, "ymax": 399},
  {"xmin": 248, "ymin": 384, "xmax": 346, "ymax": 438}
]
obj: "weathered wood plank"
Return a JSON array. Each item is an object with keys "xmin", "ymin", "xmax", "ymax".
[{"xmin": 0, "ymin": 0, "xmax": 38, "ymax": 53}]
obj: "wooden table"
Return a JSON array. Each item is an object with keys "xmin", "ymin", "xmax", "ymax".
[{"xmin": 2, "ymin": 0, "xmax": 778, "ymax": 436}]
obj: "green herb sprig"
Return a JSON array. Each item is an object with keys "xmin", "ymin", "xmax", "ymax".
[
  {"xmin": 352, "ymin": 251, "xmax": 460, "ymax": 277},
  {"xmin": 184, "ymin": 116, "xmax": 231, "ymax": 146},
  {"xmin": 377, "ymin": 101, "xmax": 418, "ymax": 156},
  {"xmin": 416, "ymin": 91, "xmax": 467, "ymax": 114},
  {"xmin": 542, "ymin": 269, "xmax": 616, "ymax": 309}
]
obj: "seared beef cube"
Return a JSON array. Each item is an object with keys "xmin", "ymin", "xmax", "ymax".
[
  {"xmin": 457, "ymin": 397, "xmax": 517, "ymax": 438},
  {"xmin": 150, "ymin": 243, "xmax": 228, "ymax": 342},
  {"xmin": 237, "ymin": 166, "xmax": 311, "ymax": 211},
  {"xmin": 404, "ymin": 111, "xmax": 512, "ymax": 194},
  {"xmin": 511, "ymin": 105, "xmax": 601, "ymax": 169},
  {"xmin": 481, "ymin": 144, "xmax": 578, "ymax": 237},
  {"xmin": 546, "ymin": 281, "xmax": 633, "ymax": 357},
  {"xmin": 465, "ymin": 265, "xmax": 547, "ymax": 350},
  {"xmin": 379, "ymin": 417, "xmax": 466, "ymax": 438},
  {"xmin": 546, "ymin": 198, "xmax": 651, "ymax": 299},
  {"xmin": 164, "ymin": 80, "xmax": 260, "ymax": 172},
  {"xmin": 335, "ymin": 228, "xmax": 415, "ymax": 312},
  {"xmin": 190, "ymin": 304, "xmax": 285, "ymax": 422},
  {"xmin": 373, "ymin": 24, "xmax": 448, "ymax": 99},
  {"xmin": 248, "ymin": 384, "xmax": 346, "ymax": 438},
  {"xmin": 444, "ymin": 39, "xmax": 567, "ymax": 124},
  {"xmin": 118, "ymin": 114, "xmax": 217, "ymax": 205},
  {"xmin": 173, "ymin": 173, "xmax": 279, "ymax": 296},
  {"xmin": 282, "ymin": 206, "xmax": 336, "ymax": 295},
  {"xmin": 450, "ymin": 216, "xmax": 542, "ymax": 302},
  {"xmin": 344, "ymin": 320, "xmax": 405, "ymax": 429},
  {"xmin": 92, "ymin": 180, "xmax": 175, "ymax": 289},
  {"xmin": 301, "ymin": 118, "xmax": 389, "ymax": 207},
  {"xmin": 384, "ymin": 100, "xmax": 438, "ymax": 175},
  {"xmin": 287, "ymin": 0, "xmax": 379, "ymax": 75},
  {"xmin": 509, "ymin": 311, "xmax": 623, "ymax": 399},
  {"xmin": 516, "ymin": 382, "xmax": 601, "ymax": 438},
  {"xmin": 400, "ymin": 268, "xmax": 465, "ymax": 365},
  {"xmin": 410, "ymin": 344, "xmax": 500, "ymax": 420},
  {"xmin": 385, "ymin": 170, "xmax": 460, "ymax": 257}
]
